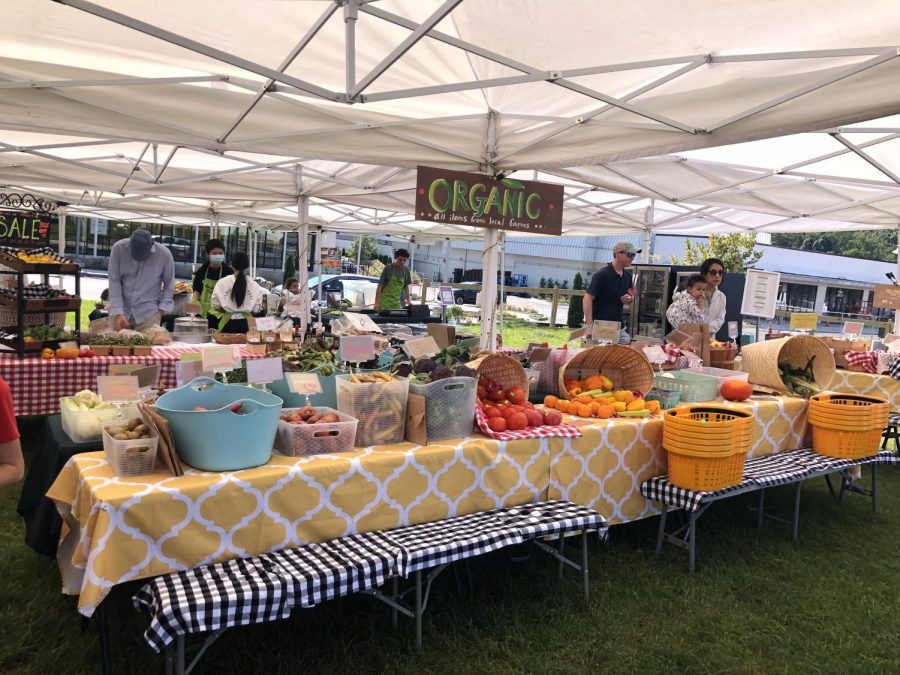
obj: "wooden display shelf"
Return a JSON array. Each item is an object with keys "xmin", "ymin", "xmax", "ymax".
[
  {"xmin": 0, "ymin": 251, "xmax": 79, "ymax": 274},
  {"xmin": 0, "ymin": 329, "xmax": 79, "ymax": 355},
  {"xmin": 0, "ymin": 294, "xmax": 81, "ymax": 312}
]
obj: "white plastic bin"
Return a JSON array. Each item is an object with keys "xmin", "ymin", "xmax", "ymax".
[
  {"xmin": 688, "ymin": 366, "xmax": 750, "ymax": 386},
  {"xmin": 101, "ymin": 420, "xmax": 159, "ymax": 476},
  {"xmin": 409, "ymin": 377, "xmax": 477, "ymax": 441},
  {"xmin": 336, "ymin": 376, "xmax": 409, "ymax": 447},
  {"xmin": 275, "ymin": 407, "xmax": 358, "ymax": 456},
  {"xmin": 60, "ymin": 399, "xmax": 139, "ymax": 443}
]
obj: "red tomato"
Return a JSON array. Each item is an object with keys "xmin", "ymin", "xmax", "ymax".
[
  {"xmin": 508, "ymin": 405, "xmax": 524, "ymax": 414},
  {"xmin": 481, "ymin": 401, "xmax": 494, "ymax": 408},
  {"xmin": 544, "ymin": 411, "xmax": 562, "ymax": 426},
  {"xmin": 485, "ymin": 407, "xmax": 502, "ymax": 419},
  {"xmin": 490, "ymin": 388, "xmax": 505, "ymax": 402},
  {"xmin": 507, "ymin": 412, "xmax": 528, "ymax": 431},
  {"xmin": 507, "ymin": 387, "xmax": 526, "ymax": 403},
  {"xmin": 487, "ymin": 417, "xmax": 507, "ymax": 433},
  {"xmin": 520, "ymin": 401, "xmax": 534, "ymax": 410},
  {"xmin": 525, "ymin": 410, "xmax": 544, "ymax": 427},
  {"xmin": 477, "ymin": 386, "xmax": 487, "ymax": 400},
  {"xmin": 500, "ymin": 406, "xmax": 517, "ymax": 419}
]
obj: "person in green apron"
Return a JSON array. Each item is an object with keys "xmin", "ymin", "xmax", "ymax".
[
  {"xmin": 375, "ymin": 248, "xmax": 411, "ymax": 312},
  {"xmin": 191, "ymin": 239, "xmax": 228, "ymax": 329},
  {"xmin": 209, "ymin": 251, "xmax": 263, "ymax": 333}
]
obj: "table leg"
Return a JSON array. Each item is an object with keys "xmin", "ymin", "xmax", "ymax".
[
  {"xmin": 557, "ymin": 533, "xmax": 565, "ymax": 580},
  {"xmin": 757, "ymin": 489, "xmax": 766, "ymax": 529},
  {"xmin": 176, "ymin": 636, "xmax": 185, "ymax": 675},
  {"xmin": 688, "ymin": 511, "xmax": 697, "ymax": 574},
  {"xmin": 792, "ymin": 482, "xmax": 802, "ymax": 544},
  {"xmin": 655, "ymin": 504, "xmax": 668, "ymax": 556},
  {"xmin": 391, "ymin": 576, "xmax": 399, "ymax": 630},
  {"xmin": 96, "ymin": 601, "xmax": 111, "ymax": 675},
  {"xmin": 415, "ymin": 571, "xmax": 423, "ymax": 655},
  {"xmin": 581, "ymin": 529, "xmax": 589, "ymax": 603},
  {"xmin": 872, "ymin": 464, "xmax": 878, "ymax": 513},
  {"xmin": 164, "ymin": 644, "xmax": 174, "ymax": 675},
  {"xmin": 824, "ymin": 474, "xmax": 835, "ymax": 499}
]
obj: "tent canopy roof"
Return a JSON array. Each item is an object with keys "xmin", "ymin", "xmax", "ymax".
[{"xmin": 2, "ymin": 1, "xmax": 900, "ymax": 236}]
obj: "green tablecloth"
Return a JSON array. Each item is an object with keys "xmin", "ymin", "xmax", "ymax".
[{"xmin": 17, "ymin": 414, "xmax": 100, "ymax": 557}]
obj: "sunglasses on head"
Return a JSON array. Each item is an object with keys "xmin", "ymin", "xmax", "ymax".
[{"xmin": 708, "ymin": 269, "xmax": 724, "ymax": 276}]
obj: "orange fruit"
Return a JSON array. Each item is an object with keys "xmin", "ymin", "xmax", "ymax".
[
  {"xmin": 576, "ymin": 403, "xmax": 593, "ymax": 418},
  {"xmin": 557, "ymin": 400, "xmax": 570, "ymax": 414},
  {"xmin": 543, "ymin": 395, "xmax": 558, "ymax": 409},
  {"xmin": 594, "ymin": 405, "xmax": 614, "ymax": 419}
]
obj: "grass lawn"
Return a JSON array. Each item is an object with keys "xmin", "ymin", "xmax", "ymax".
[
  {"xmin": 3, "ymin": 417, "xmax": 900, "ymax": 674},
  {"xmin": 64, "ymin": 298, "xmax": 99, "ymax": 332},
  {"xmin": 465, "ymin": 318, "xmax": 573, "ymax": 348}
]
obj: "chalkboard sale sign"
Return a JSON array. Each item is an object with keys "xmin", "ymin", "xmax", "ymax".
[{"xmin": 0, "ymin": 211, "xmax": 52, "ymax": 249}]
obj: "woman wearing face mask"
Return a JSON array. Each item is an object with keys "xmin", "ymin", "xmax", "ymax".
[
  {"xmin": 192, "ymin": 239, "xmax": 228, "ymax": 329},
  {"xmin": 209, "ymin": 251, "xmax": 263, "ymax": 333}
]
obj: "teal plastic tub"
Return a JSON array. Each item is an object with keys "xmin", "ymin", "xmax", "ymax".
[{"xmin": 155, "ymin": 376, "xmax": 283, "ymax": 471}]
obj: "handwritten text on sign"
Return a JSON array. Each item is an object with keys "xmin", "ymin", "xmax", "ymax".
[
  {"xmin": 286, "ymin": 372, "xmax": 322, "ymax": 395},
  {"xmin": 403, "ymin": 336, "xmax": 440, "ymax": 360},
  {"xmin": 339, "ymin": 335, "xmax": 376, "ymax": 363},
  {"xmin": 202, "ymin": 346, "xmax": 237, "ymax": 371},
  {"xmin": 97, "ymin": 375, "xmax": 140, "ymax": 402},
  {"xmin": 246, "ymin": 358, "xmax": 284, "ymax": 384}
]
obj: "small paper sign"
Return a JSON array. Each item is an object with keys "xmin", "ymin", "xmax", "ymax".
[
  {"xmin": 180, "ymin": 352, "xmax": 202, "ymax": 362},
  {"xmin": 727, "ymin": 321, "xmax": 739, "ymax": 338},
  {"xmin": 403, "ymin": 336, "xmax": 441, "ymax": 360},
  {"xmin": 202, "ymin": 346, "xmax": 236, "ymax": 371},
  {"xmin": 97, "ymin": 375, "xmax": 139, "ymax": 402},
  {"xmin": 842, "ymin": 321, "xmax": 864, "ymax": 336},
  {"xmin": 790, "ymin": 312, "xmax": 818, "ymax": 330},
  {"xmin": 246, "ymin": 357, "xmax": 284, "ymax": 384},
  {"xmin": 643, "ymin": 345, "xmax": 668, "ymax": 364},
  {"xmin": 178, "ymin": 359, "xmax": 212, "ymax": 385},
  {"xmin": 339, "ymin": 335, "xmax": 376, "ymax": 363},
  {"xmin": 109, "ymin": 363, "xmax": 160, "ymax": 388},
  {"xmin": 286, "ymin": 372, "xmax": 322, "ymax": 394},
  {"xmin": 438, "ymin": 286, "xmax": 455, "ymax": 305},
  {"xmin": 529, "ymin": 347, "xmax": 552, "ymax": 363},
  {"xmin": 593, "ymin": 320, "xmax": 620, "ymax": 343},
  {"xmin": 568, "ymin": 326, "xmax": 587, "ymax": 341},
  {"xmin": 185, "ymin": 302, "xmax": 202, "ymax": 315},
  {"xmin": 59, "ymin": 340, "xmax": 78, "ymax": 350}
]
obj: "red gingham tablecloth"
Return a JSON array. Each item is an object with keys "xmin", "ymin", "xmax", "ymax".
[
  {"xmin": 475, "ymin": 403, "xmax": 581, "ymax": 441},
  {"xmin": 1, "ymin": 345, "xmax": 261, "ymax": 416}
]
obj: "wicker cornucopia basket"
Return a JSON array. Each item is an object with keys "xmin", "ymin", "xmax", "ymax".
[
  {"xmin": 558, "ymin": 344, "xmax": 654, "ymax": 399},
  {"xmin": 740, "ymin": 335, "xmax": 834, "ymax": 393}
]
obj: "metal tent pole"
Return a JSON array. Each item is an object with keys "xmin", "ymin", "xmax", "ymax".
[
  {"xmin": 895, "ymin": 225, "xmax": 900, "ymax": 336},
  {"xmin": 298, "ymin": 192, "xmax": 310, "ymax": 337},
  {"xmin": 56, "ymin": 205, "xmax": 67, "ymax": 289},
  {"xmin": 479, "ymin": 228, "xmax": 499, "ymax": 352},
  {"xmin": 316, "ymin": 228, "xmax": 324, "ymax": 327},
  {"xmin": 499, "ymin": 231, "xmax": 505, "ymax": 346}
]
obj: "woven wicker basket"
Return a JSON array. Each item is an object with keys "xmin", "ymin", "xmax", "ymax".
[
  {"xmin": 557, "ymin": 344, "xmax": 654, "ymax": 399},
  {"xmin": 476, "ymin": 354, "xmax": 528, "ymax": 393},
  {"xmin": 708, "ymin": 346, "xmax": 738, "ymax": 370},
  {"xmin": 212, "ymin": 332, "xmax": 247, "ymax": 345},
  {"xmin": 740, "ymin": 335, "xmax": 835, "ymax": 393}
]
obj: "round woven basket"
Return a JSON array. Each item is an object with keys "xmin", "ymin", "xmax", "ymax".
[
  {"xmin": 477, "ymin": 354, "xmax": 528, "ymax": 393},
  {"xmin": 212, "ymin": 332, "xmax": 247, "ymax": 345},
  {"xmin": 708, "ymin": 346, "xmax": 738, "ymax": 370},
  {"xmin": 557, "ymin": 344, "xmax": 654, "ymax": 399},
  {"xmin": 740, "ymin": 335, "xmax": 835, "ymax": 393}
]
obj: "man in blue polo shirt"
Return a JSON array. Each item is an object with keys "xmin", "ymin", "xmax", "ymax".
[{"xmin": 583, "ymin": 241, "xmax": 639, "ymax": 339}]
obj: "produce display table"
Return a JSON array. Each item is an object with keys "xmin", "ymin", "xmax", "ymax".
[
  {"xmin": 47, "ymin": 434, "xmax": 550, "ymax": 617},
  {"xmin": 830, "ymin": 370, "xmax": 900, "ymax": 411},
  {"xmin": 1, "ymin": 345, "xmax": 261, "ymax": 415},
  {"xmin": 17, "ymin": 414, "xmax": 97, "ymax": 557},
  {"xmin": 547, "ymin": 397, "xmax": 810, "ymax": 525}
]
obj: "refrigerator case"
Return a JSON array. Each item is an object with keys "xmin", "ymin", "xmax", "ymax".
[{"xmin": 628, "ymin": 264, "xmax": 745, "ymax": 342}]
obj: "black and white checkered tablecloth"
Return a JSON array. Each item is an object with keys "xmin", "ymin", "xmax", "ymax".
[
  {"xmin": 133, "ymin": 501, "xmax": 608, "ymax": 653},
  {"xmin": 641, "ymin": 449, "xmax": 899, "ymax": 513},
  {"xmin": 887, "ymin": 411, "xmax": 900, "ymax": 428}
]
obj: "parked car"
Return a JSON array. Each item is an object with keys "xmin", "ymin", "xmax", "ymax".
[
  {"xmin": 150, "ymin": 235, "xmax": 192, "ymax": 258},
  {"xmin": 453, "ymin": 282, "xmax": 482, "ymax": 305}
]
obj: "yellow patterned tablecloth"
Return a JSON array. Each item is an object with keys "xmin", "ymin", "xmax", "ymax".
[
  {"xmin": 829, "ymin": 370, "xmax": 900, "ymax": 410},
  {"xmin": 548, "ymin": 397, "xmax": 810, "ymax": 525},
  {"xmin": 48, "ymin": 436, "xmax": 550, "ymax": 617}
]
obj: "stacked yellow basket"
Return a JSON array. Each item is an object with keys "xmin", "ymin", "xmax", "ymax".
[
  {"xmin": 807, "ymin": 394, "xmax": 888, "ymax": 459},
  {"xmin": 663, "ymin": 406, "xmax": 755, "ymax": 491}
]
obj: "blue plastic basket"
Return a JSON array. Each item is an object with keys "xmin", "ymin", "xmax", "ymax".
[{"xmin": 155, "ymin": 376, "xmax": 283, "ymax": 471}]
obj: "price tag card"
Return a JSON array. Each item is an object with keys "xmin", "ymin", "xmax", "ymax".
[
  {"xmin": 568, "ymin": 326, "xmax": 587, "ymax": 341},
  {"xmin": 727, "ymin": 321, "xmax": 739, "ymax": 338},
  {"xmin": 185, "ymin": 302, "xmax": 202, "ymax": 315},
  {"xmin": 59, "ymin": 340, "xmax": 79, "ymax": 351},
  {"xmin": 789, "ymin": 312, "xmax": 818, "ymax": 330},
  {"xmin": 109, "ymin": 363, "xmax": 161, "ymax": 388},
  {"xmin": 178, "ymin": 360, "xmax": 212, "ymax": 386},
  {"xmin": 593, "ymin": 320, "xmax": 621, "ymax": 343},
  {"xmin": 202, "ymin": 346, "xmax": 236, "ymax": 372},
  {"xmin": 843, "ymin": 321, "xmax": 864, "ymax": 336},
  {"xmin": 254, "ymin": 316, "xmax": 277, "ymax": 331},
  {"xmin": 438, "ymin": 286, "xmax": 455, "ymax": 305},
  {"xmin": 97, "ymin": 375, "xmax": 139, "ymax": 402},
  {"xmin": 403, "ymin": 336, "xmax": 440, "ymax": 360},
  {"xmin": 643, "ymin": 345, "xmax": 668, "ymax": 364},
  {"xmin": 180, "ymin": 351, "xmax": 202, "ymax": 362},
  {"xmin": 339, "ymin": 335, "xmax": 376, "ymax": 363},
  {"xmin": 279, "ymin": 330, "xmax": 294, "ymax": 342},
  {"xmin": 247, "ymin": 357, "xmax": 284, "ymax": 384},
  {"xmin": 286, "ymin": 372, "xmax": 322, "ymax": 395}
]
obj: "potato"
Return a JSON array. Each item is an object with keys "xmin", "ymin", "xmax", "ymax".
[
  {"xmin": 126, "ymin": 418, "xmax": 142, "ymax": 430},
  {"xmin": 320, "ymin": 413, "xmax": 340, "ymax": 423},
  {"xmin": 126, "ymin": 446, "xmax": 149, "ymax": 454},
  {"xmin": 133, "ymin": 424, "xmax": 148, "ymax": 436},
  {"xmin": 113, "ymin": 433, "xmax": 130, "ymax": 441},
  {"xmin": 106, "ymin": 425, "xmax": 126, "ymax": 436}
]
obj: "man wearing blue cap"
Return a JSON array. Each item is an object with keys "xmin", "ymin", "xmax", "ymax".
[{"xmin": 108, "ymin": 229, "xmax": 175, "ymax": 331}]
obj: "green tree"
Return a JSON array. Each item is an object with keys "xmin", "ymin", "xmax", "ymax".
[
  {"xmin": 670, "ymin": 233, "xmax": 763, "ymax": 272},
  {"xmin": 772, "ymin": 230, "xmax": 897, "ymax": 261},
  {"xmin": 348, "ymin": 235, "xmax": 378, "ymax": 268},
  {"xmin": 282, "ymin": 253, "xmax": 295, "ymax": 285},
  {"xmin": 567, "ymin": 272, "xmax": 585, "ymax": 328}
]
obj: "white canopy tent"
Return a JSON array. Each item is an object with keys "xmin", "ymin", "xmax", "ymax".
[{"xmin": 2, "ymin": 0, "xmax": 900, "ymax": 346}]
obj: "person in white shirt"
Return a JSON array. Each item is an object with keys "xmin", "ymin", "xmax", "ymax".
[
  {"xmin": 210, "ymin": 251, "xmax": 263, "ymax": 333},
  {"xmin": 280, "ymin": 277, "xmax": 309, "ymax": 325},
  {"xmin": 700, "ymin": 258, "xmax": 727, "ymax": 334},
  {"xmin": 666, "ymin": 274, "xmax": 708, "ymax": 328}
]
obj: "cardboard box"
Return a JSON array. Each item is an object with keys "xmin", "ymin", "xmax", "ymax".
[{"xmin": 427, "ymin": 323, "xmax": 456, "ymax": 349}]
